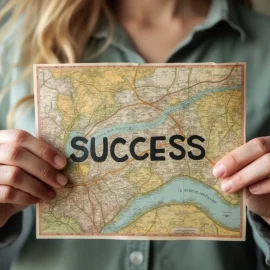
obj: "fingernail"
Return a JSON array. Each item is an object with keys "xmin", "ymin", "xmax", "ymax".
[
  {"xmin": 249, "ymin": 184, "xmax": 259, "ymax": 194},
  {"xmin": 56, "ymin": 174, "xmax": 68, "ymax": 187},
  {"xmin": 213, "ymin": 164, "xmax": 225, "ymax": 178},
  {"xmin": 54, "ymin": 155, "xmax": 66, "ymax": 168},
  {"xmin": 47, "ymin": 190, "xmax": 56, "ymax": 198},
  {"xmin": 221, "ymin": 180, "xmax": 232, "ymax": 193}
]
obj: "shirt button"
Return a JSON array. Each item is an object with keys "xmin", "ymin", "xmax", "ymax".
[{"xmin": 129, "ymin": 251, "xmax": 144, "ymax": 265}]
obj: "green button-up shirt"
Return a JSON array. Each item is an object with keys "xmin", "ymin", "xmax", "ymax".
[{"xmin": 1, "ymin": 0, "xmax": 270, "ymax": 269}]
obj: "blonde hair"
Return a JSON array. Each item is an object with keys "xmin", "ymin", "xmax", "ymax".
[
  {"xmin": 0, "ymin": 0, "xmax": 252, "ymax": 129},
  {"xmin": 0, "ymin": 0, "xmax": 114, "ymax": 128}
]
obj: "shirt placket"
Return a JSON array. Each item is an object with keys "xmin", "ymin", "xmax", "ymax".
[{"xmin": 125, "ymin": 240, "xmax": 150, "ymax": 270}]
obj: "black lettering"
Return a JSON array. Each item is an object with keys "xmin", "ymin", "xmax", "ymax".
[
  {"xmin": 187, "ymin": 135, "xmax": 205, "ymax": 160},
  {"xmin": 110, "ymin": 138, "xmax": 128, "ymax": 162},
  {"xmin": 151, "ymin": 136, "xmax": 166, "ymax": 161},
  {"xmin": 90, "ymin": 137, "xmax": 108, "ymax": 162},
  {"xmin": 70, "ymin": 136, "xmax": 89, "ymax": 163},
  {"xmin": 130, "ymin": 137, "xmax": 149, "ymax": 160},
  {"xmin": 169, "ymin": 135, "xmax": 186, "ymax": 160}
]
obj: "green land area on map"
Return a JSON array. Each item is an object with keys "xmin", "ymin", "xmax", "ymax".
[{"xmin": 35, "ymin": 63, "xmax": 245, "ymax": 240}]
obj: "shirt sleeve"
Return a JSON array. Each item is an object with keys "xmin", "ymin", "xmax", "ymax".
[
  {"xmin": 0, "ymin": 206, "xmax": 34, "ymax": 251},
  {"xmin": 0, "ymin": 212, "xmax": 23, "ymax": 248},
  {"xmin": 248, "ymin": 210, "xmax": 270, "ymax": 266}
]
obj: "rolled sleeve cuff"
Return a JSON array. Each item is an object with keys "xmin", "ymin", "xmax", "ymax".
[
  {"xmin": 0, "ymin": 212, "xmax": 23, "ymax": 248},
  {"xmin": 248, "ymin": 210, "xmax": 270, "ymax": 266}
]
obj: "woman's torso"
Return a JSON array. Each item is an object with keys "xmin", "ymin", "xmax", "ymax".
[{"xmin": 1, "ymin": 1, "xmax": 270, "ymax": 270}]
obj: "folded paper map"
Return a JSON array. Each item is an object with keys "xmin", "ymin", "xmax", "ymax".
[{"xmin": 34, "ymin": 63, "xmax": 246, "ymax": 240}]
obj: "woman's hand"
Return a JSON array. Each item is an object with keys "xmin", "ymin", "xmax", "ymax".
[
  {"xmin": 0, "ymin": 129, "xmax": 67, "ymax": 228},
  {"xmin": 213, "ymin": 137, "xmax": 270, "ymax": 224}
]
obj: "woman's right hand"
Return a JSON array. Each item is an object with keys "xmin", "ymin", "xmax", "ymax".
[{"xmin": 0, "ymin": 129, "xmax": 67, "ymax": 228}]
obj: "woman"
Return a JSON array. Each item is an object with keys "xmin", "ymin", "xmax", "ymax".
[{"xmin": 0, "ymin": 0, "xmax": 270, "ymax": 269}]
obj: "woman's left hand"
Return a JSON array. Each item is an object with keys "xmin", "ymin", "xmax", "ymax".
[{"xmin": 213, "ymin": 136, "xmax": 270, "ymax": 224}]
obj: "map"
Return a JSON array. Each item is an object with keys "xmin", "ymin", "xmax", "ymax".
[{"xmin": 34, "ymin": 63, "xmax": 246, "ymax": 240}]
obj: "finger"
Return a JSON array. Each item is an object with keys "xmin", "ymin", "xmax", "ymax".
[
  {"xmin": 213, "ymin": 137, "xmax": 270, "ymax": 178},
  {"xmin": 220, "ymin": 153, "xmax": 270, "ymax": 193},
  {"xmin": 4, "ymin": 204, "xmax": 26, "ymax": 217},
  {"xmin": 0, "ymin": 130, "xmax": 67, "ymax": 169},
  {"xmin": 0, "ymin": 143, "xmax": 68, "ymax": 189},
  {"xmin": 0, "ymin": 165, "xmax": 56, "ymax": 201},
  {"xmin": 0, "ymin": 185, "xmax": 40, "ymax": 205},
  {"xmin": 249, "ymin": 178, "xmax": 270, "ymax": 195}
]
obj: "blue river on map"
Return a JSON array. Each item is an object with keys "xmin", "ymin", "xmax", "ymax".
[
  {"xmin": 65, "ymin": 85, "xmax": 241, "ymax": 232},
  {"xmin": 101, "ymin": 177, "xmax": 240, "ymax": 233},
  {"xmin": 65, "ymin": 85, "xmax": 241, "ymax": 155}
]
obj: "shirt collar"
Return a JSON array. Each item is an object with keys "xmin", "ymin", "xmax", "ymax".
[
  {"xmin": 93, "ymin": 0, "xmax": 247, "ymax": 42},
  {"xmin": 205, "ymin": 0, "xmax": 246, "ymax": 40}
]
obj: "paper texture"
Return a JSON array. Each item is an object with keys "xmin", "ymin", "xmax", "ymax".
[{"xmin": 34, "ymin": 63, "xmax": 246, "ymax": 240}]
